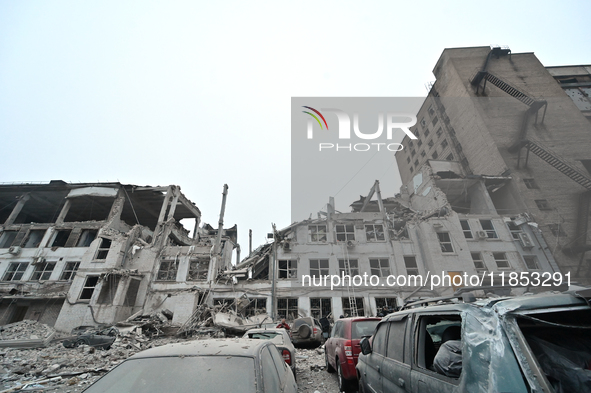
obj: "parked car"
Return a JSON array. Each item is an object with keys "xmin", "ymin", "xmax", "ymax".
[
  {"xmin": 324, "ymin": 317, "xmax": 381, "ymax": 391},
  {"xmin": 82, "ymin": 338, "xmax": 297, "ymax": 392},
  {"xmin": 357, "ymin": 288, "xmax": 591, "ymax": 393},
  {"xmin": 62, "ymin": 326, "xmax": 118, "ymax": 350},
  {"xmin": 291, "ymin": 317, "xmax": 323, "ymax": 347},
  {"xmin": 243, "ymin": 328, "xmax": 297, "ymax": 378}
]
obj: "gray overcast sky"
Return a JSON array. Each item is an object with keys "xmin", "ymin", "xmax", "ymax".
[{"xmin": 1, "ymin": 0, "xmax": 590, "ymax": 258}]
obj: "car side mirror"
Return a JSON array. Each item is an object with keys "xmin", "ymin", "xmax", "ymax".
[{"xmin": 360, "ymin": 337, "xmax": 372, "ymax": 355}]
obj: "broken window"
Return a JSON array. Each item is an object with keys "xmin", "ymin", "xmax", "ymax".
[
  {"xmin": 338, "ymin": 259, "xmax": 359, "ymax": 276},
  {"xmin": 13, "ymin": 193, "xmax": 67, "ymax": 224},
  {"xmin": 278, "ymin": 260, "xmax": 297, "ymax": 279},
  {"xmin": 523, "ymin": 178, "xmax": 539, "ymax": 189},
  {"xmin": 157, "ymin": 259, "xmax": 178, "ymax": 281},
  {"xmin": 64, "ymin": 196, "xmax": 113, "ymax": 222},
  {"xmin": 60, "ymin": 261, "xmax": 80, "ymax": 281},
  {"xmin": 2, "ymin": 262, "xmax": 28, "ymax": 281},
  {"xmin": 493, "ymin": 252, "xmax": 510, "ymax": 269},
  {"xmin": 30, "ymin": 261, "xmax": 56, "ymax": 281},
  {"xmin": 187, "ymin": 258, "xmax": 209, "ymax": 280},
  {"xmin": 76, "ymin": 230, "xmax": 98, "ymax": 247},
  {"xmin": 523, "ymin": 255, "xmax": 540, "ymax": 270},
  {"xmin": 404, "ymin": 256, "xmax": 419, "ymax": 275},
  {"xmin": 535, "ymin": 199, "xmax": 552, "ymax": 211},
  {"xmin": 375, "ymin": 297, "xmax": 398, "ymax": 312},
  {"xmin": 416, "ymin": 315, "xmax": 462, "ymax": 376},
  {"xmin": 95, "ymin": 238, "xmax": 112, "ymax": 260},
  {"xmin": 51, "ymin": 230, "xmax": 72, "ymax": 247},
  {"xmin": 365, "ymin": 224, "xmax": 385, "ymax": 242},
  {"xmin": 0, "ymin": 231, "xmax": 18, "ymax": 248},
  {"xmin": 335, "ymin": 225, "xmax": 355, "ymax": 242},
  {"xmin": 548, "ymin": 223, "xmax": 567, "ymax": 237},
  {"xmin": 310, "ymin": 298, "xmax": 332, "ymax": 319},
  {"xmin": 309, "ymin": 259, "xmax": 329, "ymax": 277},
  {"xmin": 243, "ymin": 298, "xmax": 267, "ymax": 317},
  {"xmin": 369, "ymin": 258, "xmax": 390, "ymax": 277},
  {"xmin": 276, "ymin": 298, "xmax": 298, "ymax": 320},
  {"xmin": 79, "ymin": 275, "xmax": 99, "ymax": 301},
  {"xmin": 471, "ymin": 252, "xmax": 486, "ymax": 270},
  {"xmin": 308, "ymin": 225, "xmax": 327, "ymax": 242},
  {"xmin": 23, "ymin": 230, "xmax": 46, "ymax": 248},
  {"xmin": 479, "ymin": 220, "xmax": 498, "ymax": 239},
  {"xmin": 97, "ymin": 275, "xmax": 121, "ymax": 304},
  {"xmin": 460, "ymin": 220, "xmax": 473, "ymax": 239},
  {"xmin": 507, "ymin": 221, "xmax": 523, "ymax": 240},
  {"xmin": 342, "ymin": 297, "xmax": 364, "ymax": 317},
  {"xmin": 124, "ymin": 278, "xmax": 141, "ymax": 307},
  {"xmin": 437, "ymin": 232, "xmax": 454, "ymax": 253}
]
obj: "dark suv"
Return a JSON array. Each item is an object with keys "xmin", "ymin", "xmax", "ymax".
[
  {"xmin": 357, "ymin": 289, "xmax": 591, "ymax": 393},
  {"xmin": 325, "ymin": 317, "xmax": 381, "ymax": 391}
]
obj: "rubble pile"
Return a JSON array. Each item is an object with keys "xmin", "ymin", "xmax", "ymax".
[
  {"xmin": 0, "ymin": 320, "xmax": 55, "ymax": 341},
  {"xmin": 295, "ymin": 346, "xmax": 341, "ymax": 393}
]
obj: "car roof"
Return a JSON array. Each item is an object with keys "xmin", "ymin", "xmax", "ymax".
[
  {"xmin": 386, "ymin": 292, "xmax": 590, "ymax": 321},
  {"xmin": 128, "ymin": 338, "xmax": 270, "ymax": 360},
  {"xmin": 246, "ymin": 328, "xmax": 286, "ymax": 334},
  {"xmin": 338, "ymin": 317, "xmax": 381, "ymax": 322}
]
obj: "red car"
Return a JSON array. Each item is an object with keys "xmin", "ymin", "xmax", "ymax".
[{"xmin": 324, "ymin": 317, "xmax": 381, "ymax": 391}]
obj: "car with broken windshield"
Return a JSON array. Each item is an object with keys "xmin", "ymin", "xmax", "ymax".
[
  {"xmin": 357, "ymin": 287, "xmax": 591, "ymax": 393},
  {"xmin": 82, "ymin": 338, "xmax": 297, "ymax": 393}
]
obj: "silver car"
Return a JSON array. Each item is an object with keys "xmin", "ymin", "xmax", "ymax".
[{"xmin": 243, "ymin": 328, "xmax": 297, "ymax": 378}]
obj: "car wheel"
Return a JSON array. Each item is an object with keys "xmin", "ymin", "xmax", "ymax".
[
  {"xmin": 325, "ymin": 351, "xmax": 335, "ymax": 373},
  {"xmin": 337, "ymin": 360, "xmax": 349, "ymax": 392},
  {"xmin": 74, "ymin": 339, "xmax": 86, "ymax": 347}
]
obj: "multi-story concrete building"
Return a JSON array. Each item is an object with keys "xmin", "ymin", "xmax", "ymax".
[
  {"xmin": 0, "ymin": 181, "xmax": 238, "ymax": 332},
  {"xmin": 395, "ymin": 46, "xmax": 591, "ymax": 281}
]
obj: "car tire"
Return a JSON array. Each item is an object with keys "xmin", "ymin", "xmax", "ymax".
[
  {"xmin": 325, "ymin": 351, "xmax": 335, "ymax": 373},
  {"xmin": 337, "ymin": 360, "xmax": 350, "ymax": 392},
  {"xmin": 74, "ymin": 339, "xmax": 86, "ymax": 348},
  {"xmin": 298, "ymin": 324, "xmax": 311, "ymax": 339}
]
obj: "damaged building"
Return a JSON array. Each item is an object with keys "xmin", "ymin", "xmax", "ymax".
[
  {"xmin": 0, "ymin": 181, "xmax": 238, "ymax": 332},
  {"xmin": 229, "ymin": 168, "xmax": 557, "ymax": 320}
]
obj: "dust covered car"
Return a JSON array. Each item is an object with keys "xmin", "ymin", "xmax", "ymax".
[
  {"xmin": 243, "ymin": 328, "xmax": 297, "ymax": 377},
  {"xmin": 291, "ymin": 317, "xmax": 323, "ymax": 347},
  {"xmin": 82, "ymin": 338, "xmax": 297, "ymax": 393},
  {"xmin": 62, "ymin": 326, "xmax": 117, "ymax": 350},
  {"xmin": 357, "ymin": 288, "xmax": 591, "ymax": 393}
]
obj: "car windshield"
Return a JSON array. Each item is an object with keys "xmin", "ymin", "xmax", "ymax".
[
  {"xmin": 352, "ymin": 320, "xmax": 380, "ymax": 339},
  {"xmin": 83, "ymin": 355, "xmax": 256, "ymax": 393},
  {"xmin": 248, "ymin": 332, "xmax": 283, "ymax": 342}
]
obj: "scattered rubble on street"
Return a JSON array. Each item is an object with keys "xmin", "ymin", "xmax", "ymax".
[{"xmin": 296, "ymin": 346, "xmax": 351, "ymax": 393}]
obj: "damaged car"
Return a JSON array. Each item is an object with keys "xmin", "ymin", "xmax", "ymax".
[
  {"xmin": 62, "ymin": 326, "xmax": 117, "ymax": 350},
  {"xmin": 357, "ymin": 287, "xmax": 591, "ymax": 393},
  {"xmin": 243, "ymin": 328, "xmax": 297, "ymax": 378}
]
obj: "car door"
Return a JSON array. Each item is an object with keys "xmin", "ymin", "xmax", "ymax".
[
  {"xmin": 359, "ymin": 321, "xmax": 388, "ymax": 393},
  {"xmin": 327, "ymin": 321, "xmax": 342, "ymax": 367},
  {"xmin": 268, "ymin": 344, "xmax": 298, "ymax": 393},
  {"xmin": 381, "ymin": 315, "xmax": 412, "ymax": 393}
]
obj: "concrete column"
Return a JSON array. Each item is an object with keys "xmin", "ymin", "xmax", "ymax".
[
  {"xmin": 55, "ymin": 199, "xmax": 72, "ymax": 225},
  {"xmin": 5, "ymin": 193, "xmax": 30, "ymax": 225}
]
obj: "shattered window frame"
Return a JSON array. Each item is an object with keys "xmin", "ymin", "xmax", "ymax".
[
  {"xmin": 375, "ymin": 297, "xmax": 398, "ymax": 311},
  {"xmin": 342, "ymin": 297, "xmax": 365, "ymax": 317},
  {"xmin": 493, "ymin": 252, "xmax": 511, "ymax": 269},
  {"xmin": 404, "ymin": 256, "xmax": 419, "ymax": 275},
  {"xmin": 79, "ymin": 275, "xmax": 99, "ymax": 301},
  {"xmin": 335, "ymin": 224, "xmax": 355, "ymax": 242},
  {"xmin": 460, "ymin": 220, "xmax": 473, "ymax": 239},
  {"xmin": 94, "ymin": 237, "xmax": 112, "ymax": 260},
  {"xmin": 310, "ymin": 297, "xmax": 332, "ymax": 320},
  {"xmin": 471, "ymin": 252, "xmax": 486, "ymax": 271},
  {"xmin": 243, "ymin": 298, "xmax": 267, "ymax": 317},
  {"xmin": 156, "ymin": 259, "xmax": 178, "ymax": 281},
  {"xmin": 369, "ymin": 258, "xmax": 390, "ymax": 277},
  {"xmin": 276, "ymin": 298, "xmax": 299, "ymax": 320},
  {"xmin": 0, "ymin": 231, "xmax": 18, "ymax": 248},
  {"xmin": 365, "ymin": 224, "xmax": 385, "ymax": 242},
  {"xmin": 506, "ymin": 221, "xmax": 523, "ymax": 240},
  {"xmin": 51, "ymin": 229, "xmax": 72, "ymax": 247},
  {"xmin": 76, "ymin": 229, "xmax": 98, "ymax": 247},
  {"xmin": 23, "ymin": 229, "xmax": 46, "ymax": 248},
  {"xmin": 278, "ymin": 259, "xmax": 297, "ymax": 279},
  {"xmin": 309, "ymin": 259, "xmax": 329, "ymax": 277},
  {"xmin": 187, "ymin": 257, "xmax": 209, "ymax": 281},
  {"xmin": 2, "ymin": 262, "xmax": 29, "ymax": 281},
  {"xmin": 437, "ymin": 232, "xmax": 454, "ymax": 253},
  {"xmin": 338, "ymin": 259, "xmax": 359, "ymax": 276},
  {"xmin": 30, "ymin": 261, "xmax": 56, "ymax": 281},
  {"xmin": 308, "ymin": 225, "xmax": 327, "ymax": 243},
  {"xmin": 479, "ymin": 220, "xmax": 498, "ymax": 239},
  {"xmin": 60, "ymin": 261, "xmax": 80, "ymax": 281}
]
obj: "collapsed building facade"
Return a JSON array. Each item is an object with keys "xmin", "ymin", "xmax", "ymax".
[{"xmin": 0, "ymin": 181, "xmax": 238, "ymax": 332}]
